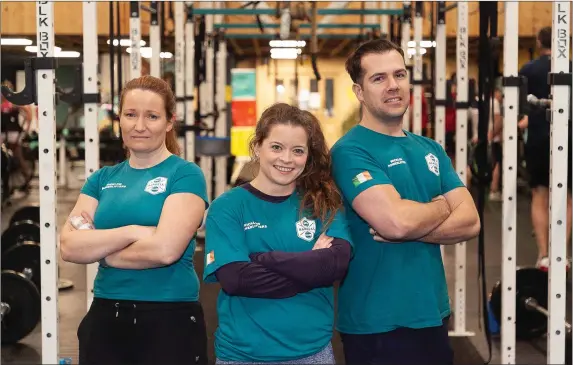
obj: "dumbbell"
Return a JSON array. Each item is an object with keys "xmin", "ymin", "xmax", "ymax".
[
  {"xmin": 1, "ymin": 269, "xmax": 41, "ymax": 344},
  {"xmin": 489, "ymin": 267, "xmax": 572, "ymax": 364}
]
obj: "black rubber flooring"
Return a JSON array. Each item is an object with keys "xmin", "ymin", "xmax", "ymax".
[{"xmin": 0, "ymin": 182, "xmax": 561, "ymax": 364}]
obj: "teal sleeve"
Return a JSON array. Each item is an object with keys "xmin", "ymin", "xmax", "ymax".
[
  {"xmin": 331, "ymin": 145, "xmax": 392, "ymax": 204},
  {"xmin": 170, "ymin": 162, "xmax": 209, "ymax": 209},
  {"xmin": 325, "ymin": 209, "xmax": 354, "ymax": 249},
  {"xmin": 203, "ymin": 198, "xmax": 249, "ymax": 283},
  {"xmin": 80, "ymin": 168, "xmax": 103, "ymax": 200},
  {"xmin": 435, "ymin": 144, "xmax": 465, "ymax": 194}
]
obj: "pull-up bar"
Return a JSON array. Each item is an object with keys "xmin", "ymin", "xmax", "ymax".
[
  {"xmin": 214, "ymin": 23, "xmax": 380, "ymax": 29},
  {"xmin": 193, "ymin": 8, "xmax": 403, "ymax": 16}
]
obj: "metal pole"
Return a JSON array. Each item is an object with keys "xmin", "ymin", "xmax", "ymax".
[
  {"xmin": 150, "ymin": 1, "xmax": 161, "ymax": 78},
  {"xmin": 174, "ymin": 2, "xmax": 186, "ymax": 154},
  {"xmin": 449, "ymin": 1, "xmax": 472, "ymax": 337},
  {"xmin": 129, "ymin": 1, "xmax": 141, "ymax": 79},
  {"xmin": 548, "ymin": 2, "xmax": 570, "ymax": 363},
  {"xmin": 412, "ymin": 2, "xmax": 423, "ymax": 135},
  {"xmin": 401, "ymin": 1, "xmax": 411, "ymax": 131},
  {"xmin": 185, "ymin": 2, "xmax": 195, "ymax": 162},
  {"xmin": 83, "ymin": 0, "xmax": 100, "ymax": 313},
  {"xmin": 501, "ymin": 2, "xmax": 519, "ymax": 363},
  {"xmin": 36, "ymin": 1, "xmax": 59, "ymax": 363}
]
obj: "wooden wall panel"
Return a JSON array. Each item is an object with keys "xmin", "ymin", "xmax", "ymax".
[
  {"xmin": 0, "ymin": 1, "xmax": 564, "ymax": 39},
  {"xmin": 0, "ymin": 2, "xmax": 158, "ymax": 37}
]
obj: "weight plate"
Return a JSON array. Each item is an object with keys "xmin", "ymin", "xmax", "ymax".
[
  {"xmin": 1, "ymin": 270, "xmax": 41, "ymax": 344},
  {"xmin": 9, "ymin": 206, "xmax": 40, "ymax": 226},
  {"xmin": 3, "ymin": 242, "xmax": 41, "ymax": 292},
  {"xmin": 490, "ymin": 267, "xmax": 549, "ymax": 340},
  {"xmin": 1, "ymin": 221, "xmax": 40, "ymax": 254}
]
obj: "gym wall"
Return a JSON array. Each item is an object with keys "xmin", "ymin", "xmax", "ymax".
[
  {"xmin": 234, "ymin": 45, "xmax": 544, "ymax": 147},
  {"xmin": 0, "ymin": 2, "xmax": 567, "ymax": 39}
]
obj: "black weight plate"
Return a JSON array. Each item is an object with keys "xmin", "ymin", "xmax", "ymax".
[
  {"xmin": 1, "ymin": 221, "xmax": 40, "ymax": 254},
  {"xmin": 490, "ymin": 267, "xmax": 549, "ymax": 340},
  {"xmin": 9, "ymin": 205, "xmax": 40, "ymax": 226},
  {"xmin": 3, "ymin": 242, "xmax": 41, "ymax": 292},
  {"xmin": 1, "ymin": 270, "xmax": 41, "ymax": 344}
]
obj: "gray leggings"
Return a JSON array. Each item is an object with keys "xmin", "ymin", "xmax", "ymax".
[{"xmin": 215, "ymin": 343, "xmax": 334, "ymax": 365}]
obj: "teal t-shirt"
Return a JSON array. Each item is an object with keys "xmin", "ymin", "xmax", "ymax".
[
  {"xmin": 203, "ymin": 185, "xmax": 352, "ymax": 362},
  {"xmin": 80, "ymin": 154, "xmax": 209, "ymax": 302},
  {"xmin": 330, "ymin": 125, "xmax": 464, "ymax": 334}
]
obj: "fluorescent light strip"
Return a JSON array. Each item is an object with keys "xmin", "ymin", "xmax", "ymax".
[
  {"xmin": 107, "ymin": 39, "xmax": 146, "ymax": 47},
  {"xmin": 24, "ymin": 46, "xmax": 80, "ymax": 58},
  {"xmin": 269, "ymin": 40, "xmax": 306, "ymax": 48},
  {"xmin": 1, "ymin": 38, "xmax": 33, "ymax": 46},
  {"xmin": 25, "ymin": 45, "xmax": 62, "ymax": 53},
  {"xmin": 408, "ymin": 40, "xmax": 436, "ymax": 48},
  {"xmin": 270, "ymin": 47, "xmax": 301, "ymax": 60},
  {"xmin": 126, "ymin": 47, "xmax": 173, "ymax": 59}
]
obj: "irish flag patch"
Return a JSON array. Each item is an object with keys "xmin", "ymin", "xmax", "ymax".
[{"xmin": 352, "ymin": 171, "xmax": 372, "ymax": 187}]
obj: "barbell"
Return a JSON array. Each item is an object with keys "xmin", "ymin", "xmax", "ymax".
[{"xmin": 489, "ymin": 267, "xmax": 572, "ymax": 363}]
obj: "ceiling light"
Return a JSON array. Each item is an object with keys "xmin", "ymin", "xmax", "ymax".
[
  {"xmin": 270, "ymin": 47, "xmax": 301, "ymax": 60},
  {"xmin": 107, "ymin": 39, "xmax": 146, "ymax": 47},
  {"xmin": 269, "ymin": 40, "xmax": 306, "ymax": 48},
  {"xmin": 1, "ymin": 38, "xmax": 33, "ymax": 46},
  {"xmin": 127, "ymin": 47, "xmax": 173, "ymax": 59},
  {"xmin": 25, "ymin": 46, "xmax": 62, "ymax": 53}
]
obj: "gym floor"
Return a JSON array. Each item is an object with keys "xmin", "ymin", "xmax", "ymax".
[{"xmin": 0, "ymin": 176, "xmax": 566, "ymax": 364}]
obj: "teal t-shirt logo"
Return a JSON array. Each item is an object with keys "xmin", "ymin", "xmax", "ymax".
[
  {"xmin": 295, "ymin": 217, "xmax": 316, "ymax": 242},
  {"xmin": 425, "ymin": 153, "xmax": 440, "ymax": 176},
  {"xmin": 144, "ymin": 176, "xmax": 168, "ymax": 195}
]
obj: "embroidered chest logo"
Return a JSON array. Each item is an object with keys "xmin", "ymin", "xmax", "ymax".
[
  {"xmin": 144, "ymin": 177, "xmax": 168, "ymax": 195},
  {"xmin": 296, "ymin": 217, "xmax": 316, "ymax": 242},
  {"xmin": 425, "ymin": 153, "xmax": 440, "ymax": 176},
  {"xmin": 244, "ymin": 222, "xmax": 267, "ymax": 230}
]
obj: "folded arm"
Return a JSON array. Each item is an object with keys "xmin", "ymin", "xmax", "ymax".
[
  {"xmin": 60, "ymin": 194, "xmax": 142, "ymax": 264},
  {"xmin": 215, "ymin": 262, "xmax": 311, "ymax": 299},
  {"xmin": 353, "ymin": 184, "xmax": 451, "ymax": 241},
  {"xmin": 418, "ymin": 187, "xmax": 480, "ymax": 245},
  {"xmin": 105, "ymin": 192, "xmax": 206, "ymax": 269},
  {"xmin": 249, "ymin": 238, "xmax": 352, "ymax": 288}
]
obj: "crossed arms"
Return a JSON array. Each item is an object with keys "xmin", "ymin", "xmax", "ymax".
[
  {"xmin": 215, "ymin": 236, "xmax": 352, "ymax": 299},
  {"xmin": 355, "ymin": 184, "xmax": 480, "ymax": 245},
  {"xmin": 59, "ymin": 192, "xmax": 206, "ymax": 269}
]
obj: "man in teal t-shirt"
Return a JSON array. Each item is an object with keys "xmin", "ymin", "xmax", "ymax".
[
  {"xmin": 203, "ymin": 183, "xmax": 353, "ymax": 363},
  {"xmin": 331, "ymin": 39, "xmax": 480, "ymax": 365}
]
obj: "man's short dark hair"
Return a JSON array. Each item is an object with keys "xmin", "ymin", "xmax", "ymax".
[
  {"xmin": 345, "ymin": 39, "xmax": 405, "ymax": 85},
  {"xmin": 537, "ymin": 27, "xmax": 551, "ymax": 50}
]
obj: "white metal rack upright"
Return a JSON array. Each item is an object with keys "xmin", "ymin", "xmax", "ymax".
[
  {"xmin": 185, "ymin": 1, "xmax": 196, "ymax": 162},
  {"xmin": 175, "ymin": 2, "xmax": 186, "ymax": 153},
  {"xmin": 500, "ymin": 2, "xmax": 519, "ymax": 363},
  {"xmin": 129, "ymin": 1, "xmax": 141, "ymax": 79},
  {"xmin": 83, "ymin": 0, "xmax": 100, "ymax": 312},
  {"xmin": 547, "ymin": 2, "xmax": 570, "ymax": 363},
  {"xmin": 412, "ymin": 2, "xmax": 423, "ymax": 136},
  {"xmin": 449, "ymin": 1, "xmax": 473, "ymax": 337},
  {"xmin": 401, "ymin": 1, "xmax": 411, "ymax": 132},
  {"xmin": 36, "ymin": 2, "xmax": 59, "ymax": 363},
  {"xmin": 149, "ymin": 1, "xmax": 161, "ymax": 78}
]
